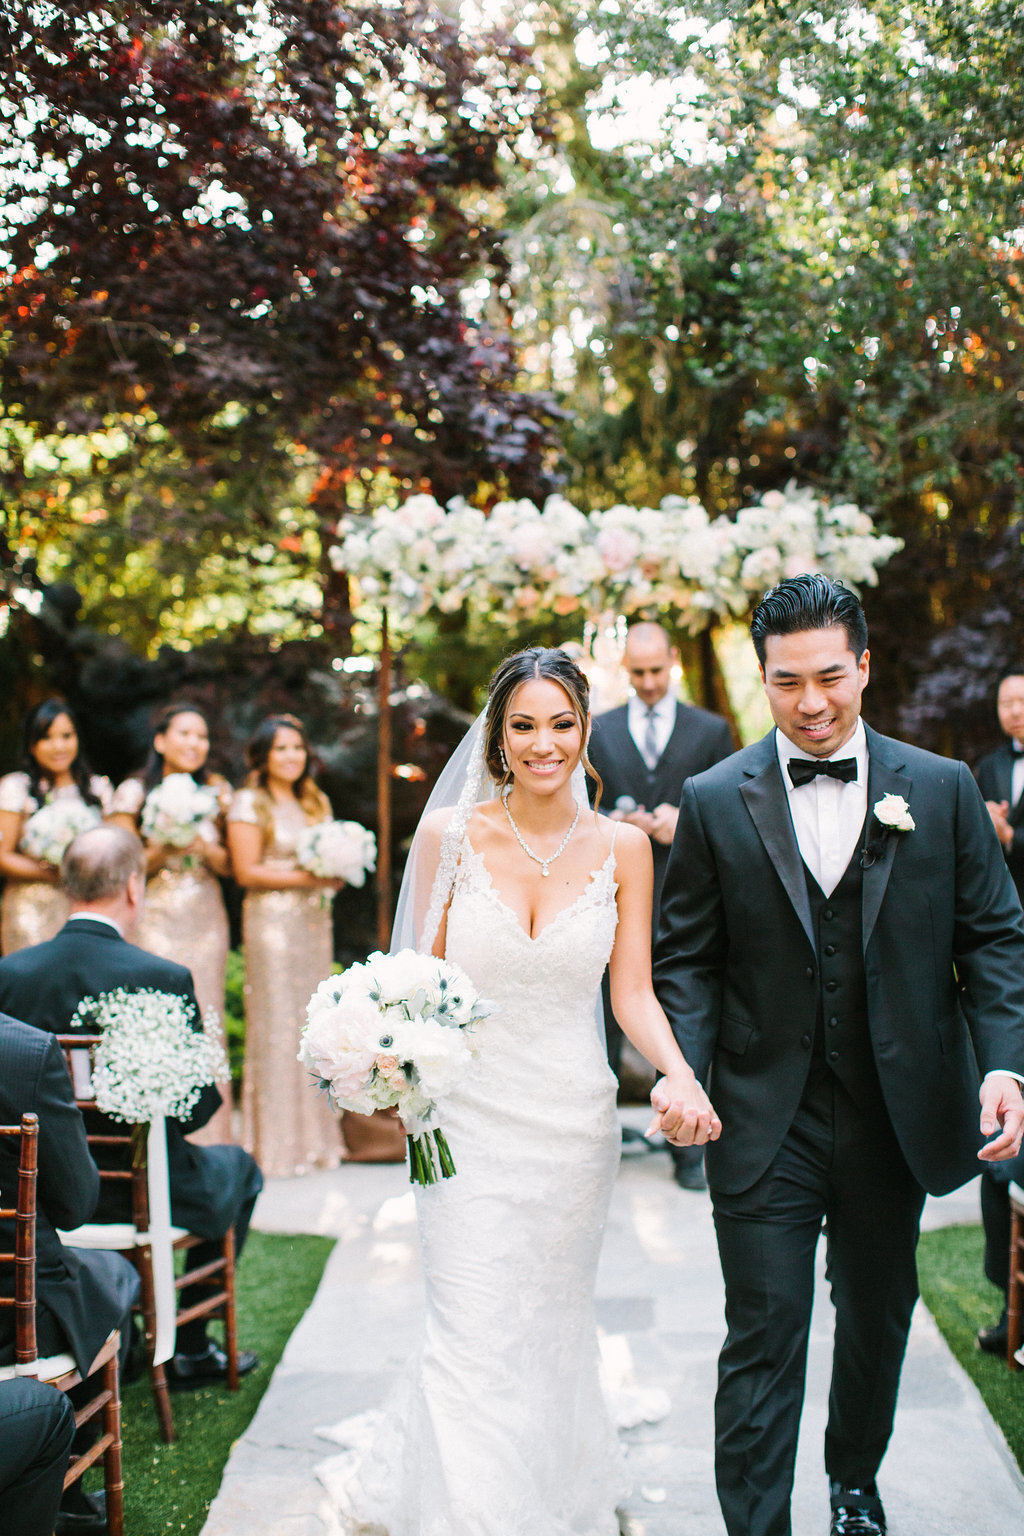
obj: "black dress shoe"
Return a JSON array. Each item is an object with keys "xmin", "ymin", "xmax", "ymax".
[
  {"xmin": 56, "ymin": 1488, "xmax": 107, "ymax": 1535},
  {"xmin": 166, "ymin": 1340, "xmax": 260, "ymax": 1388},
  {"xmin": 976, "ymin": 1308, "xmax": 1009, "ymax": 1355},
  {"xmin": 829, "ymin": 1482, "xmax": 886, "ymax": 1536},
  {"xmin": 672, "ymin": 1153, "xmax": 707, "ymax": 1191}
]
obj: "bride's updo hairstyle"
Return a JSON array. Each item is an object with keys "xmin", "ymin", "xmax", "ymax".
[{"xmin": 483, "ymin": 647, "xmax": 602, "ymax": 807}]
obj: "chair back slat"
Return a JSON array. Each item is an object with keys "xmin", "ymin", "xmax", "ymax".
[
  {"xmin": 0, "ymin": 1113, "xmax": 39, "ymax": 1364},
  {"xmin": 55, "ymin": 1035, "xmax": 151, "ymax": 1233}
]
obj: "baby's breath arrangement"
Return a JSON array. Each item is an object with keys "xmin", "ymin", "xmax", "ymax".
[{"xmin": 70, "ymin": 987, "xmax": 228, "ymax": 1124}]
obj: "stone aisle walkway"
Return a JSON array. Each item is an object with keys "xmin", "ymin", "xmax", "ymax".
[{"xmin": 202, "ymin": 1116, "xmax": 1024, "ymax": 1536}]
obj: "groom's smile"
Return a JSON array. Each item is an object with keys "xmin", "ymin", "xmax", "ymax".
[{"xmin": 760, "ymin": 624, "xmax": 870, "ymax": 759}]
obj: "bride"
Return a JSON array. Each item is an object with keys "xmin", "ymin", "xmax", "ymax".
[{"xmin": 319, "ymin": 646, "xmax": 719, "ymax": 1535}]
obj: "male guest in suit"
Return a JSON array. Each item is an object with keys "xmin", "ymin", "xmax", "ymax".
[
  {"xmin": 973, "ymin": 668, "xmax": 1024, "ymax": 1355},
  {"xmin": 0, "ymin": 1009, "xmax": 139, "ymax": 1534},
  {"xmin": 0, "ymin": 1378, "xmax": 76, "ymax": 1536},
  {"xmin": 653, "ymin": 574, "xmax": 1024, "ymax": 1536},
  {"xmin": 0, "ymin": 824, "xmax": 263, "ymax": 1390},
  {"xmin": 589, "ymin": 620, "xmax": 734, "ymax": 1187}
]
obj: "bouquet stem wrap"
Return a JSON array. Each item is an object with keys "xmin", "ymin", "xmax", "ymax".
[{"xmin": 145, "ymin": 1116, "xmax": 177, "ymax": 1366}]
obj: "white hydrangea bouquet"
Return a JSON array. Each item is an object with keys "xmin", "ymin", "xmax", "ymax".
[
  {"xmin": 69, "ymin": 987, "xmax": 229, "ymax": 1125},
  {"xmin": 295, "ymin": 819, "xmax": 377, "ymax": 887},
  {"xmin": 299, "ymin": 949, "xmax": 496, "ymax": 1185},
  {"xmin": 21, "ymin": 798, "xmax": 102, "ymax": 866},
  {"xmin": 140, "ymin": 773, "xmax": 221, "ymax": 852}
]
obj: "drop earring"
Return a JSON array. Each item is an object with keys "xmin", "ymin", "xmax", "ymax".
[{"xmin": 499, "ymin": 746, "xmax": 509, "ymax": 774}]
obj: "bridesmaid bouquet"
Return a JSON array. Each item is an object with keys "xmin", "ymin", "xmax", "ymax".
[
  {"xmin": 299, "ymin": 949, "xmax": 496, "ymax": 1185},
  {"xmin": 21, "ymin": 798, "xmax": 102, "ymax": 866},
  {"xmin": 68, "ymin": 987, "xmax": 229, "ymax": 1123},
  {"xmin": 141, "ymin": 773, "xmax": 222, "ymax": 850},
  {"xmin": 295, "ymin": 818, "xmax": 377, "ymax": 887}
]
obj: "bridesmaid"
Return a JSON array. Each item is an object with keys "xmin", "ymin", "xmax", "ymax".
[
  {"xmin": 0, "ymin": 699, "xmax": 110, "ymax": 953},
  {"xmin": 109, "ymin": 703, "xmax": 234, "ymax": 1144},
  {"xmin": 226, "ymin": 714, "xmax": 343, "ymax": 1178}
]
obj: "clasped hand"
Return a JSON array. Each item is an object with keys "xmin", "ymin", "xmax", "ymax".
[
  {"xmin": 648, "ymin": 1071, "xmax": 722, "ymax": 1148},
  {"xmin": 978, "ymin": 1074, "xmax": 1024, "ymax": 1162}
]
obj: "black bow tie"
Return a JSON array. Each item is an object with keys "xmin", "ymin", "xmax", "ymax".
[{"xmin": 787, "ymin": 756, "xmax": 858, "ymax": 788}]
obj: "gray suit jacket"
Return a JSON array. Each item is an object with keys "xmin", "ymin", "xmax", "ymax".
[{"xmin": 654, "ymin": 724, "xmax": 1024, "ymax": 1197}]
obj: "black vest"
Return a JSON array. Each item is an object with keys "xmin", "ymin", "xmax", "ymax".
[{"xmin": 803, "ymin": 839, "xmax": 883, "ymax": 1108}]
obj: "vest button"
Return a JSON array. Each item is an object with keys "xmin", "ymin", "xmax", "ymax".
[
  {"xmin": 823, "ymin": 908, "xmax": 835, "ymax": 921},
  {"xmin": 828, "ymin": 1049, "xmax": 840, "ymax": 1061},
  {"xmin": 828, "ymin": 1016, "xmax": 839, "ymax": 1028},
  {"xmin": 824, "ymin": 943, "xmax": 837, "ymax": 957},
  {"xmin": 801, "ymin": 1034, "xmax": 812, "ymax": 1049},
  {"xmin": 805, "ymin": 967, "xmax": 814, "ymax": 980},
  {"xmin": 825, "ymin": 980, "xmax": 840, "ymax": 992}
]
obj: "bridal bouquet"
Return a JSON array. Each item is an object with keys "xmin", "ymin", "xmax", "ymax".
[
  {"xmin": 295, "ymin": 818, "xmax": 377, "ymax": 887},
  {"xmin": 141, "ymin": 773, "xmax": 221, "ymax": 850},
  {"xmin": 299, "ymin": 949, "xmax": 496, "ymax": 1185},
  {"xmin": 69, "ymin": 988, "xmax": 229, "ymax": 1124},
  {"xmin": 21, "ymin": 798, "xmax": 102, "ymax": 866}
]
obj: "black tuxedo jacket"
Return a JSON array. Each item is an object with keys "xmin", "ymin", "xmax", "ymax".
[
  {"xmin": 0, "ymin": 1013, "xmax": 128, "ymax": 1374},
  {"xmin": 975, "ymin": 742, "xmax": 1024, "ymax": 903},
  {"xmin": 654, "ymin": 725, "xmax": 1024, "ymax": 1197},
  {"xmin": 0, "ymin": 920, "xmax": 241, "ymax": 1240},
  {"xmin": 588, "ymin": 700, "xmax": 734, "ymax": 915}
]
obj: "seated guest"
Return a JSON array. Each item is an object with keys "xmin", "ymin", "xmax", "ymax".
[
  {"xmin": 0, "ymin": 1009, "xmax": 139, "ymax": 1535},
  {"xmin": 974, "ymin": 668, "xmax": 1024, "ymax": 1354},
  {"xmin": 0, "ymin": 825, "xmax": 263, "ymax": 1388},
  {"xmin": 0, "ymin": 1379, "xmax": 76, "ymax": 1536}
]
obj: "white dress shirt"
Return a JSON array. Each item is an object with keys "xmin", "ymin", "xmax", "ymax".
[
  {"xmin": 627, "ymin": 693, "xmax": 677, "ymax": 769},
  {"xmin": 65, "ymin": 911, "xmax": 124, "ymax": 936},
  {"xmin": 776, "ymin": 718, "xmax": 868, "ymax": 898},
  {"xmin": 1011, "ymin": 740, "xmax": 1024, "ymax": 809}
]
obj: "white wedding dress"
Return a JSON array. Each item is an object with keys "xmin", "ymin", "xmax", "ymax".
[{"xmin": 318, "ymin": 827, "xmax": 628, "ymax": 1535}]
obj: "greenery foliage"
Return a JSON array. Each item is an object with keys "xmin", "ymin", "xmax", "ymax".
[
  {"xmin": 3, "ymin": 2, "xmax": 1024, "ymax": 751},
  {"xmin": 0, "ymin": 0, "xmax": 560, "ymax": 656},
  {"xmin": 505, "ymin": 0, "xmax": 1024, "ymax": 741}
]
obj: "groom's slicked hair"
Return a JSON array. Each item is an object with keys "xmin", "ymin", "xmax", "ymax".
[
  {"xmin": 750, "ymin": 573, "xmax": 868, "ymax": 666},
  {"xmin": 484, "ymin": 646, "xmax": 602, "ymax": 807}
]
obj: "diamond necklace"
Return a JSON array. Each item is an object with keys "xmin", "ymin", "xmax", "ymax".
[{"xmin": 502, "ymin": 784, "xmax": 580, "ymax": 877}]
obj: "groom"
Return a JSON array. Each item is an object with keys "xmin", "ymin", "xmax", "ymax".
[{"xmin": 653, "ymin": 573, "xmax": 1024, "ymax": 1536}]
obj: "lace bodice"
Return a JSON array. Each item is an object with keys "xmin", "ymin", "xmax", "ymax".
[{"xmin": 445, "ymin": 832, "xmax": 619, "ymax": 1048}]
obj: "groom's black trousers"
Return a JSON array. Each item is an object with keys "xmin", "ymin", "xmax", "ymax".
[{"xmin": 710, "ymin": 1063, "xmax": 925, "ymax": 1536}]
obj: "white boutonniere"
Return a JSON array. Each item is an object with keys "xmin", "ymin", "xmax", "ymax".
[{"xmin": 872, "ymin": 793, "xmax": 915, "ymax": 833}]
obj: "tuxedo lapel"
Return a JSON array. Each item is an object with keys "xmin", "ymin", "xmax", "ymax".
[
  {"xmin": 861, "ymin": 728, "xmax": 912, "ymax": 949},
  {"xmin": 739, "ymin": 736, "xmax": 815, "ymax": 953}
]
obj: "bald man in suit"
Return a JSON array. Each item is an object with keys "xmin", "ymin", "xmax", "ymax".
[{"xmin": 588, "ymin": 622, "xmax": 734, "ymax": 1188}]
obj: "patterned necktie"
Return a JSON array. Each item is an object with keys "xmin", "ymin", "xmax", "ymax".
[
  {"xmin": 643, "ymin": 707, "xmax": 660, "ymax": 769},
  {"xmin": 787, "ymin": 756, "xmax": 857, "ymax": 787}
]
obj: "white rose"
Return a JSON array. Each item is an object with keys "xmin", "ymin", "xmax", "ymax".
[{"xmin": 873, "ymin": 793, "xmax": 915, "ymax": 832}]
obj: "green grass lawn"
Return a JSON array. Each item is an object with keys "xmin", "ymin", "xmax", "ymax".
[
  {"xmin": 917, "ymin": 1222, "xmax": 1024, "ymax": 1471},
  {"xmin": 107, "ymin": 1231, "xmax": 333, "ymax": 1534}
]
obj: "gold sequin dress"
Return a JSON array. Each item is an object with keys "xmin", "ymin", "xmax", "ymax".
[
  {"xmin": 0, "ymin": 773, "xmax": 111, "ymax": 954},
  {"xmin": 228, "ymin": 788, "xmax": 341, "ymax": 1178},
  {"xmin": 111, "ymin": 774, "xmax": 234, "ymax": 1143}
]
